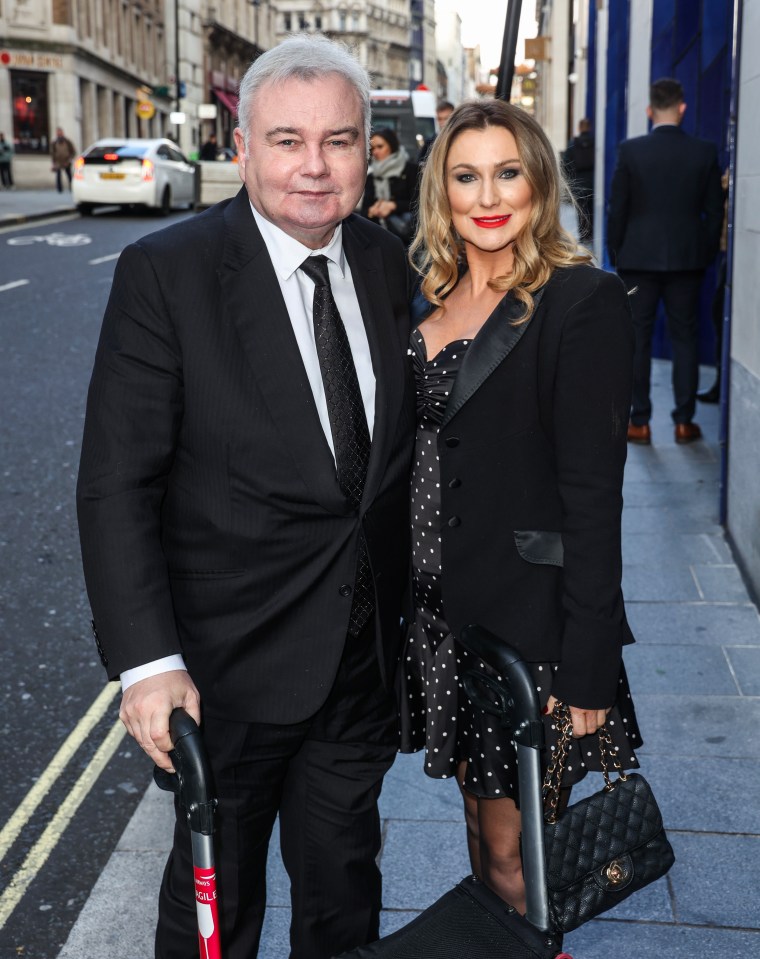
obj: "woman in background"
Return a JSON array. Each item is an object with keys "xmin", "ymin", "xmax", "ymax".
[{"xmin": 361, "ymin": 127, "xmax": 419, "ymax": 244}]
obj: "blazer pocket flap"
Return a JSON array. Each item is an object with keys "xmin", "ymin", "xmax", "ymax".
[{"xmin": 513, "ymin": 530, "xmax": 564, "ymax": 567}]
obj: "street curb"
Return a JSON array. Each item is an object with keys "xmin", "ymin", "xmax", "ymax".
[{"xmin": 0, "ymin": 207, "xmax": 78, "ymax": 226}]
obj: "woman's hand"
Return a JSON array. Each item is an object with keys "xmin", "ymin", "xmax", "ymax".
[
  {"xmin": 545, "ymin": 695, "xmax": 609, "ymax": 737},
  {"xmin": 371, "ymin": 199, "xmax": 397, "ymax": 219}
]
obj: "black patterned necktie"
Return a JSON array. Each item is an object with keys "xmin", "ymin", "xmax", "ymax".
[{"xmin": 300, "ymin": 254, "xmax": 374, "ymax": 636}]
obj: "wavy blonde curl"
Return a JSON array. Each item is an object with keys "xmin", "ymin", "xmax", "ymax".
[{"xmin": 409, "ymin": 100, "xmax": 591, "ymax": 322}]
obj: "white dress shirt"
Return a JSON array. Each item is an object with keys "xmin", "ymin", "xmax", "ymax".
[{"xmin": 121, "ymin": 202, "xmax": 376, "ymax": 691}]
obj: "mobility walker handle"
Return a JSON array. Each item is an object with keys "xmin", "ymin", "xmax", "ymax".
[
  {"xmin": 458, "ymin": 624, "xmax": 551, "ymax": 935},
  {"xmin": 154, "ymin": 709, "xmax": 221, "ymax": 959},
  {"xmin": 157, "ymin": 708, "xmax": 217, "ymax": 835}
]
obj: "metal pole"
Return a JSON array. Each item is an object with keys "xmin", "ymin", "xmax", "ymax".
[
  {"xmin": 174, "ymin": 0, "xmax": 180, "ymax": 116},
  {"xmin": 496, "ymin": 0, "xmax": 523, "ymax": 101}
]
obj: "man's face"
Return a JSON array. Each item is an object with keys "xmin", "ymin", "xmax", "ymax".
[
  {"xmin": 437, "ymin": 106, "xmax": 453, "ymax": 129},
  {"xmin": 234, "ymin": 74, "xmax": 368, "ymax": 249}
]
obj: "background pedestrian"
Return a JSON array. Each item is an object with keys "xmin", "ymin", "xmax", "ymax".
[
  {"xmin": 361, "ymin": 127, "xmax": 419, "ymax": 244},
  {"xmin": 51, "ymin": 127, "xmax": 76, "ymax": 192},
  {"xmin": 562, "ymin": 117, "xmax": 594, "ymax": 243},
  {"xmin": 607, "ymin": 77, "xmax": 723, "ymax": 446},
  {"xmin": 0, "ymin": 131, "xmax": 14, "ymax": 188}
]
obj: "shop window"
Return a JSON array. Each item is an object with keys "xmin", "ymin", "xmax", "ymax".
[{"xmin": 11, "ymin": 70, "xmax": 50, "ymax": 154}]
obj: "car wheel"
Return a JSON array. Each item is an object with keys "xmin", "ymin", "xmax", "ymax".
[
  {"xmin": 77, "ymin": 202, "xmax": 94, "ymax": 216},
  {"xmin": 158, "ymin": 186, "xmax": 171, "ymax": 216}
]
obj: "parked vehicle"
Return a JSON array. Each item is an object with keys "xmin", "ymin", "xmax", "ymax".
[
  {"xmin": 370, "ymin": 88, "xmax": 437, "ymax": 160},
  {"xmin": 72, "ymin": 137, "xmax": 196, "ymax": 215}
]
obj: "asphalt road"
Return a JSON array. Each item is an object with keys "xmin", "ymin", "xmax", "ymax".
[{"xmin": 0, "ymin": 209, "xmax": 194, "ymax": 959}]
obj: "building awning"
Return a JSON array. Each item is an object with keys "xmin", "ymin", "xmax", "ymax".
[{"xmin": 213, "ymin": 88, "xmax": 238, "ymax": 117}]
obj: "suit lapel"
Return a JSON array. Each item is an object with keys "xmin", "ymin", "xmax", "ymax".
[
  {"xmin": 342, "ymin": 217, "xmax": 406, "ymax": 510},
  {"xmin": 441, "ymin": 287, "xmax": 544, "ymax": 429},
  {"xmin": 218, "ymin": 189, "xmax": 347, "ymax": 512}
]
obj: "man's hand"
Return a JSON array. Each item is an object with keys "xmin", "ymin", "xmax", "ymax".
[
  {"xmin": 545, "ymin": 694, "xmax": 609, "ymax": 738},
  {"xmin": 119, "ymin": 670, "xmax": 201, "ymax": 771}
]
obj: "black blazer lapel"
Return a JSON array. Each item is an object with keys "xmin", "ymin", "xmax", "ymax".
[
  {"xmin": 217, "ymin": 189, "xmax": 347, "ymax": 513},
  {"xmin": 441, "ymin": 288, "xmax": 545, "ymax": 429},
  {"xmin": 342, "ymin": 217, "xmax": 406, "ymax": 510}
]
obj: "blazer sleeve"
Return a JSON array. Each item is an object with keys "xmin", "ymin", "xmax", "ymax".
[
  {"xmin": 547, "ymin": 270, "xmax": 634, "ymax": 708},
  {"xmin": 606, "ymin": 144, "xmax": 630, "ymax": 267},
  {"xmin": 76, "ymin": 242, "xmax": 185, "ymax": 679}
]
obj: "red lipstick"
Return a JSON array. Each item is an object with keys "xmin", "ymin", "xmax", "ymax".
[{"xmin": 472, "ymin": 215, "xmax": 511, "ymax": 229}]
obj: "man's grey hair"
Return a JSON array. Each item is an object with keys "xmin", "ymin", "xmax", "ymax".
[{"xmin": 237, "ymin": 35, "xmax": 371, "ymax": 149}]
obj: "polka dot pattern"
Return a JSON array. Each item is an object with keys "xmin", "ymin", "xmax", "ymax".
[{"xmin": 398, "ymin": 328, "xmax": 643, "ymax": 800}]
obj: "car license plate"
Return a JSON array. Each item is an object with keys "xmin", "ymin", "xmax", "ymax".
[{"xmin": 100, "ymin": 171, "xmax": 125, "ymax": 179}]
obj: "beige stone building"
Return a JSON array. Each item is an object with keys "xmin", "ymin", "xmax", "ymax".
[
  {"xmin": 272, "ymin": 2, "xmax": 412, "ymax": 89},
  {"xmin": 0, "ymin": 1, "xmax": 277, "ymax": 185},
  {"xmin": 0, "ymin": 1, "xmax": 449, "ymax": 186}
]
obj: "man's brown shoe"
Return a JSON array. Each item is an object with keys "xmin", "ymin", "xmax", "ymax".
[
  {"xmin": 627, "ymin": 422, "xmax": 651, "ymax": 445},
  {"xmin": 675, "ymin": 422, "xmax": 702, "ymax": 444}
]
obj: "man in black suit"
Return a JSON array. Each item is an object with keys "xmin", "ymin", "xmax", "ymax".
[
  {"xmin": 76, "ymin": 35, "xmax": 414, "ymax": 959},
  {"xmin": 607, "ymin": 77, "xmax": 723, "ymax": 445}
]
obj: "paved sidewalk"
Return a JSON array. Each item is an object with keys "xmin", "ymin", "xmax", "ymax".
[
  {"xmin": 55, "ymin": 359, "xmax": 760, "ymax": 958},
  {"xmin": 0, "ymin": 188, "xmax": 78, "ymax": 226}
]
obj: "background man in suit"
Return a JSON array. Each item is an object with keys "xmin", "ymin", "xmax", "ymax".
[
  {"xmin": 607, "ymin": 77, "xmax": 723, "ymax": 445},
  {"xmin": 76, "ymin": 35, "xmax": 414, "ymax": 959}
]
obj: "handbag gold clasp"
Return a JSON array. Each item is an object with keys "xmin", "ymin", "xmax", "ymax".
[{"xmin": 605, "ymin": 860, "xmax": 626, "ymax": 885}]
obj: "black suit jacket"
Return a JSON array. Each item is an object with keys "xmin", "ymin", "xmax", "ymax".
[
  {"xmin": 434, "ymin": 265, "xmax": 634, "ymax": 708},
  {"xmin": 76, "ymin": 187, "xmax": 415, "ymax": 724},
  {"xmin": 606, "ymin": 125, "xmax": 723, "ymax": 271}
]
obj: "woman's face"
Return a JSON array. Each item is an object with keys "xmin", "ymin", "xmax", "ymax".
[
  {"xmin": 445, "ymin": 125, "xmax": 533, "ymax": 260},
  {"xmin": 370, "ymin": 136, "xmax": 393, "ymax": 161}
]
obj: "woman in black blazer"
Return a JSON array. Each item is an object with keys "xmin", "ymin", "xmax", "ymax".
[{"xmin": 399, "ymin": 100, "xmax": 642, "ymax": 914}]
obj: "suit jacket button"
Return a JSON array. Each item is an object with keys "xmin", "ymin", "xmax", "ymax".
[
  {"xmin": 339, "ymin": 584, "xmax": 353, "ymax": 597},
  {"xmin": 447, "ymin": 516, "xmax": 461, "ymax": 527},
  {"xmin": 445, "ymin": 437, "xmax": 460, "ymax": 448},
  {"xmin": 448, "ymin": 478, "xmax": 461, "ymax": 488}
]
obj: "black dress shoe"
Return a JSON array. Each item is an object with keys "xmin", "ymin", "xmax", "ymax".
[{"xmin": 697, "ymin": 384, "xmax": 720, "ymax": 404}]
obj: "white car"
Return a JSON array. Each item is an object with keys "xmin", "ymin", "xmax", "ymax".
[{"xmin": 72, "ymin": 137, "xmax": 196, "ymax": 215}]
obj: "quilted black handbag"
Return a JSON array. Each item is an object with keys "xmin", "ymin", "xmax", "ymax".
[{"xmin": 542, "ymin": 704, "xmax": 675, "ymax": 932}]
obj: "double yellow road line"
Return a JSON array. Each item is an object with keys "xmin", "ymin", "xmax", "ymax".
[{"xmin": 0, "ymin": 683, "xmax": 126, "ymax": 928}]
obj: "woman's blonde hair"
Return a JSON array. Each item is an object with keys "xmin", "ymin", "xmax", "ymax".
[{"xmin": 410, "ymin": 99, "xmax": 590, "ymax": 319}]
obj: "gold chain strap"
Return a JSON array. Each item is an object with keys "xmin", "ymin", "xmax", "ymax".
[{"xmin": 542, "ymin": 703, "xmax": 628, "ymax": 824}]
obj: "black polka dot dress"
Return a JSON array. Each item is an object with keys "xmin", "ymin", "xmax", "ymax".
[{"xmin": 398, "ymin": 327, "xmax": 643, "ymax": 800}]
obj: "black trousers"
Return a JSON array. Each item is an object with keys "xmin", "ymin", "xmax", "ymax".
[
  {"xmin": 619, "ymin": 269, "xmax": 704, "ymax": 425},
  {"xmin": 155, "ymin": 622, "xmax": 397, "ymax": 959}
]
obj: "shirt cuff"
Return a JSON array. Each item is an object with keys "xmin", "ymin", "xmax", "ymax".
[{"xmin": 120, "ymin": 655, "xmax": 187, "ymax": 692}]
